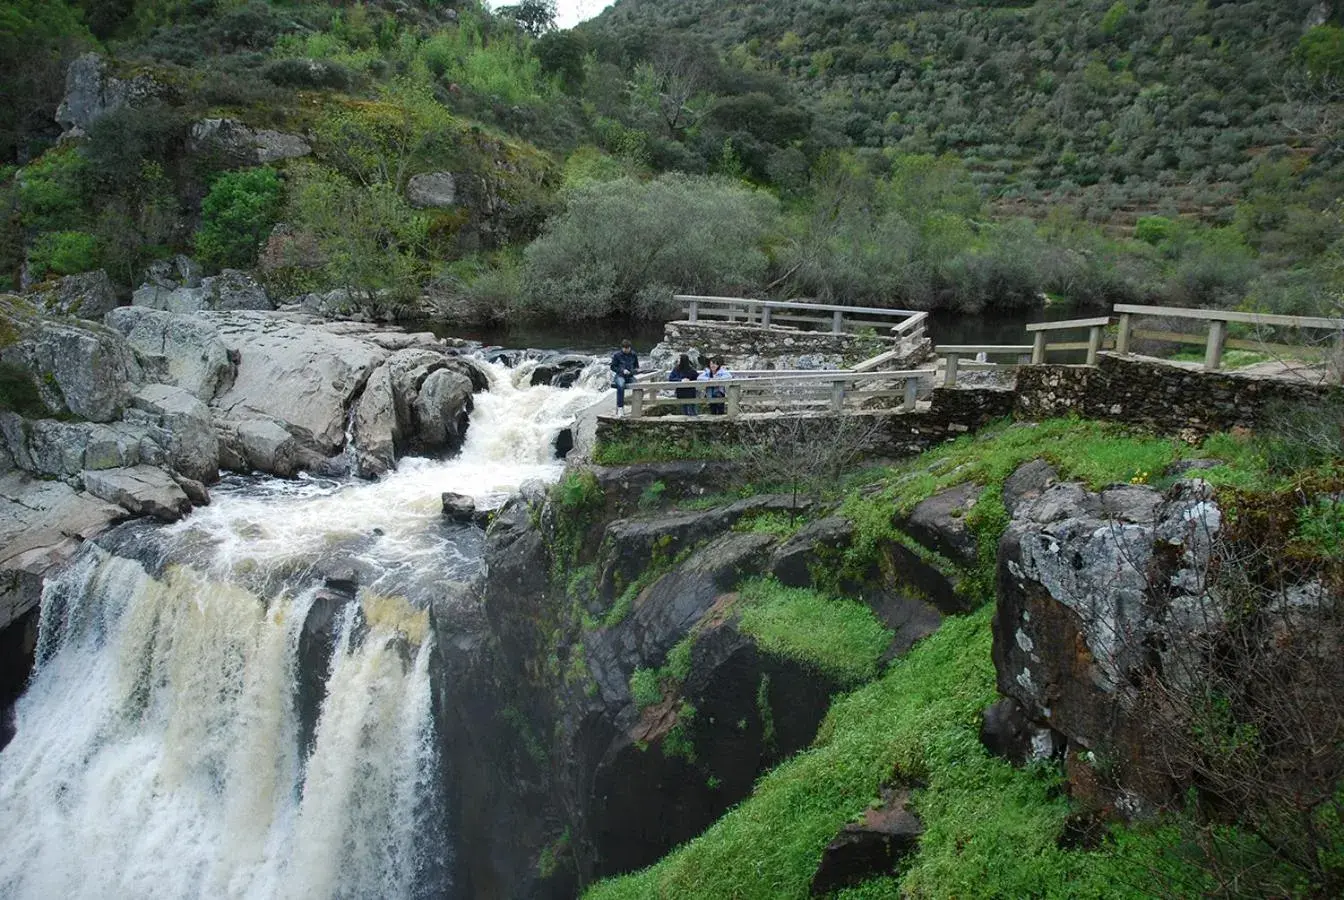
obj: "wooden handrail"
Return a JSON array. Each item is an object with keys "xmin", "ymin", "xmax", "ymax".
[
  {"xmin": 1025, "ymin": 317, "xmax": 1113, "ymax": 365},
  {"xmin": 1112, "ymin": 304, "xmax": 1344, "ymax": 372},
  {"xmin": 1024, "ymin": 316, "xmax": 1112, "ymax": 332},
  {"xmin": 936, "ymin": 345, "xmax": 1033, "ymax": 387},
  {"xmin": 676, "ymin": 294, "xmax": 921, "ymax": 318},
  {"xmin": 624, "ymin": 368, "xmax": 936, "ymax": 418}
]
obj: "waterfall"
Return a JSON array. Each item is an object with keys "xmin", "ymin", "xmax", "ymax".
[{"xmin": 0, "ymin": 358, "xmax": 606, "ymax": 900}]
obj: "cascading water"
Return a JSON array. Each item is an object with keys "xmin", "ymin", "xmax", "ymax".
[{"xmin": 0, "ymin": 358, "xmax": 609, "ymax": 900}]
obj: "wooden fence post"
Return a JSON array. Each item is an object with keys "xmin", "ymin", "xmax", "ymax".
[
  {"xmin": 726, "ymin": 382, "xmax": 741, "ymax": 417},
  {"xmin": 832, "ymin": 310, "xmax": 844, "ymax": 333},
  {"xmin": 761, "ymin": 304, "xmax": 772, "ymax": 328},
  {"xmin": 1204, "ymin": 319, "xmax": 1227, "ymax": 371},
  {"xmin": 687, "ymin": 299, "xmax": 698, "ymax": 323},
  {"xmin": 944, "ymin": 353, "xmax": 960, "ymax": 387},
  {"xmin": 903, "ymin": 377, "xmax": 919, "ymax": 412},
  {"xmin": 831, "ymin": 379, "xmax": 846, "ymax": 412},
  {"xmin": 1031, "ymin": 331, "xmax": 1047, "ymax": 365},
  {"xmin": 1115, "ymin": 313, "xmax": 1132, "ymax": 355},
  {"xmin": 1086, "ymin": 325, "xmax": 1103, "ymax": 365},
  {"xmin": 630, "ymin": 387, "xmax": 643, "ymax": 418}
]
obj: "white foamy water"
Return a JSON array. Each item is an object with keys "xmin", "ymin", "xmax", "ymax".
[{"xmin": 0, "ymin": 357, "xmax": 605, "ymax": 900}]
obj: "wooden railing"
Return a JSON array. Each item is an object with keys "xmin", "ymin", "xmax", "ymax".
[
  {"xmin": 1026, "ymin": 316, "xmax": 1113, "ymax": 365},
  {"xmin": 1114, "ymin": 304, "xmax": 1344, "ymax": 372},
  {"xmin": 676, "ymin": 295, "xmax": 927, "ymax": 339},
  {"xmin": 625, "ymin": 369, "xmax": 936, "ymax": 418},
  {"xmin": 934, "ymin": 344, "xmax": 1033, "ymax": 387}
]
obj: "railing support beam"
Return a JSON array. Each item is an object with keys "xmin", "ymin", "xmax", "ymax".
[
  {"xmin": 1031, "ymin": 331, "xmax": 1047, "ymax": 365},
  {"xmin": 1116, "ymin": 313, "xmax": 1131, "ymax": 355},
  {"xmin": 944, "ymin": 353, "xmax": 960, "ymax": 387},
  {"xmin": 903, "ymin": 377, "xmax": 919, "ymax": 412},
  {"xmin": 1086, "ymin": 325, "xmax": 1103, "ymax": 365},
  {"xmin": 630, "ymin": 387, "xmax": 644, "ymax": 418},
  {"xmin": 1205, "ymin": 319, "xmax": 1227, "ymax": 371}
]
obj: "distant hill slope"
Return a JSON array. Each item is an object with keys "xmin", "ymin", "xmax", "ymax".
[{"xmin": 589, "ymin": 0, "xmax": 1339, "ymax": 218}]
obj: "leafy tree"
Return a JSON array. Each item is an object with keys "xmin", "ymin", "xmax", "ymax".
[
  {"xmin": 0, "ymin": 0, "xmax": 92, "ymax": 161},
  {"xmin": 195, "ymin": 167, "xmax": 284, "ymax": 270},
  {"xmin": 535, "ymin": 29, "xmax": 586, "ymax": 92},
  {"xmin": 497, "ymin": 0, "xmax": 555, "ymax": 38},
  {"xmin": 26, "ymin": 229, "xmax": 98, "ymax": 280}
]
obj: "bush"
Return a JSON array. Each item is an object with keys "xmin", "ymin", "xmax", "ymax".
[
  {"xmin": 196, "ymin": 167, "xmax": 284, "ymax": 270},
  {"xmin": 26, "ymin": 230, "xmax": 98, "ymax": 279},
  {"xmin": 521, "ymin": 173, "xmax": 778, "ymax": 320},
  {"xmin": 261, "ymin": 57, "xmax": 355, "ymax": 91}
]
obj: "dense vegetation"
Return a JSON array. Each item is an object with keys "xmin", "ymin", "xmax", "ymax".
[{"xmin": 1, "ymin": 0, "xmax": 1341, "ymax": 321}]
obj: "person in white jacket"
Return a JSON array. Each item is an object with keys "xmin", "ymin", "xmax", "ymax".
[{"xmin": 697, "ymin": 357, "xmax": 733, "ymax": 415}]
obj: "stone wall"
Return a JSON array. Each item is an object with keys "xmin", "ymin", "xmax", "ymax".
[
  {"xmin": 1016, "ymin": 353, "xmax": 1344, "ymax": 435},
  {"xmin": 661, "ymin": 320, "xmax": 929, "ymax": 370},
  {"xmin": 594, "ymin": 387, "xmax": 1016, "ymax": 459}
]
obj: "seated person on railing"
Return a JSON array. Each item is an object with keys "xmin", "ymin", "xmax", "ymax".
[
  {"xmin": 610, "ymin": 339, "xmax": 639, "ymax": 417},
  {"xmin": 669, "ymin": 354, "xmax": 700, "ymax": 415},
  {"xmin": 697, "ymin": 356, "xmax": 733, "ymax": 415}
]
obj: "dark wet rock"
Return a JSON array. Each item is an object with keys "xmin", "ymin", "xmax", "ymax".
[
  {"xmin": 590, "ymin": 461, "xmax": 739, "ymax": 517},
  {"xmin": 442, "ymin": 492, "xmax": 491, "ymax": 528},
  {"xmin": 169, "ymin": 471, "xmax": 210, "ymax": 506},
  {"xmin": 553, "ymin": 427, "xmax": 574, "ymax": 459},
  {"xmin": 593, "ymin": 495, "xmax": 805, "ymax": 607},
  {"xmin": 810, "ymin": 786, "xmax": 924, "ymax": 895},
  {"xmin": 297, "ymin": 584, "xmax": 357, "ymax": 761},
  {"xmin": 1002, "ymin": 459, "xmax": 1059, "ymax": 516},
  {"xmin": 885, "ymin": 539, "xmax": 974, "ymax": 615},
  {"xmin": 896, "ymin": 481, "xmax": 981, "ymax": 566},
  {"xmin": 979, "ymin": 696, "xmax": 1067, "ymax": 766},
  {"xmin": 413, "ymin": 368, "xmax": 474, "ymax": 454},
  {"xmin": 82, "ymin": 465, "xmax": 193, "ymax": 522},
  {"xmin": 769, "ymin": 516, "xmax": 854, "ymax": 588},
  {"xmin": 0, "ymin": 607, "xmax": 39, "ymax": 752},
  {"xmin": 866, "ymin": 591, "xmax": 944, "ymax": 663}
]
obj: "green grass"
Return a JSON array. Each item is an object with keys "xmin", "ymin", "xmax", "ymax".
[
  {"xmin": 733, "ymin": 509, "xmax": 806, "ymax": 539},
  {"xmin": 593, "ymin": 438, "xmax": 742, "ymax": 465},
  {"xmin": 1170, "ymin": 347, "xmax": 1273, "ymax": 368},
  {"xmin": 584, "ymin": 609, "xmax": 1230, "ymax": 900},
  {"xmin": 736, "ymin": 579, "xmax": 892, "ymax": 687}
]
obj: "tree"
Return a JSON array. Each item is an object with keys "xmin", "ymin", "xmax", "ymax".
[
  {"xmin": 736, "ymin": 412, "xmax": 883, "ymax": 518},
  {"xmin": 535, "ymin": 29, "xmax": 587, "ymax": 92},
  {"xmin": 497, "ymin": 0, "xmax": 555, "ymax": 39},
  {"xmin": 196, "ymin": 167, "xmax": 284, "ymax": 271}
]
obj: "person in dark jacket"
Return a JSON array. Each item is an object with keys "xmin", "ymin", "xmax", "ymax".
[
  {"xmin": 610, "ymin": 340, "xmax": 639, "ymax": 416},
  {"xmin": 697, "ymin": 356, "xmax": 733, "ymax": 415},
  {"xmin": 669, "ymin": 353, "xmax": 700, "ymax": 415}
]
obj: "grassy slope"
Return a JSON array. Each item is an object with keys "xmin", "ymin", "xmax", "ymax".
[{"xmin": 585, "ymin": 417, "xmax": 1285, "ymax": 899}]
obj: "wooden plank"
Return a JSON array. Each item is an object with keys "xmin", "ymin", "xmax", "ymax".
[
  {"xmin": 1113, "ymin": 303, "xmax": 1344, "ymax": 331},
  {"xmin": 675, "ymin": 295, "xmax": 920, "ymax": 318},
  {"xmin": 1116, "ymin": 313, "xmax": 1132, "ymax": 354},
  {"xmin": 1024, "ymin": 316, "xmax": 1113, "ymax": 332},
  {"xmin": 935, "ymin": 344, "xmax": 1035, "ymax": 354},
  {"xmin": 1205, "ymin": 320, "xmax": 1226, "ymax": 371},
  {"xmin": 1031, "ymin": 332, "xmax": 1046, "ymax": 364},
  {"xmin": 1043, "ymin": 340, "xmax": 1115, "ymax": 352}
]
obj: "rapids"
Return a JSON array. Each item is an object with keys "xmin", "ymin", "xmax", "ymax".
[{"xmin": 0, "ymin": 358, "xmax": 609, "ymax": 900}]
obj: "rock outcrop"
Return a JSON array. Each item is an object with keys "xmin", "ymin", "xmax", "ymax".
[
  {"xmin": 188, "ymin": 118, "xmax": 311, "ymax": 166},
  {"xmin": 133, "ymin": 269, "xmax": 273, "ymax": 314},
  {"xmin": 30, "ymin": 270, "xmax": 119, "ymax": 320},
  {"xmin": 83, "ymin": 465, "xmax": 193, "ymax": 522},
  {"xmin": 55, "ymin": 53, "xmax": 164, "ymax": 135},
  {"xmin": 105, "ymin": 306, "xmax": 234, "ymax": 401},
  {"xmin": 407, "ymin": 172, "xmax": 458, "ymax": 208},
  {"xmin": 1, "ymin": 318, "xmax": 139, "ymax": 422},
  {"xmin": 993, "ymin": 467, "xmax": 1223, "ymax": 804}
]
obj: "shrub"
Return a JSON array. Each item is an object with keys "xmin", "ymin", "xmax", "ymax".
[
  {"xmin": 521, "ymin": 173, "xmax": 778, "ymax": 320},
  {"xmin": 196, "ymin": 167, "xmax": 284, "ymax": 270},
  {"xmin": 261, "ymin": 57, "xmax": 355, "ymax": 91},
  {"xmin": 26, "ymin": 230, "xmax": 98, "ymax": 279}
]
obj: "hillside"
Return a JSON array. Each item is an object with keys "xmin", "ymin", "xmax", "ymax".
[{"xmin": 0, "ymin": 0, "xmax": 1341, "ymax": 327}]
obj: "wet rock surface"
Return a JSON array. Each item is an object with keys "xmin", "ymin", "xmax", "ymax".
[{"xmin": 810, "ymin": 785, "xmax": 924, "ymax": 895}]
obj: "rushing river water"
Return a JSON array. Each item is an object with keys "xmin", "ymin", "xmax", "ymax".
[{"xmin": 0, "ymin": 359, "xmax": 608, "ymax": 900}]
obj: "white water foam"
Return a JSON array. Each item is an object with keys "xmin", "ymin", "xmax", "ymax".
[{"xmin": 0, "ymin": 357, "xmax": 605, "ymax": 899}]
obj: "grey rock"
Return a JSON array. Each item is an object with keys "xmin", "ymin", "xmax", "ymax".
[
  {"xmin": 897, "ymin": 481, "xmax": 981, "ymax": 565},
  {"xmin": 235, "ymin": 419, "xmax": 298, "ymax": 477},
  {"xmin": 105, "ymin": 306, "xmax": 233, "ymax": 401},
  {"xmin": 1002, "ymin": 459, "xmax": 1059, "ymax": 516},
  {"xmin": 131, "ymin": 383, "xmax": 219, "ymax": 483},
  {"xmin": 25, "ymin": 418, "xmax": 91, "ymax": 476},
  {"xmin": 413, "ymin": 368, "xmax": 473, "ymax": 452},
  {"xmin": 442, "ymin": 492, "xmax": 490, "ymax": 528},
  {"xmin": 170, "ymin": 471, "xmax": 210, "ymax": 506},
  {"xmin": 133, "ymin": 269, "xmax": 272, "ymax": 314},
  {"xmin": 407, "ymin": 172, "xmax": 457, "ymax": 208},
  {"xmin": 1, "ymin": 320, "xmax": 139, "ymax": 422},
  {"xmin": 0, "ymin": 471, "xmax": 123, "ymax": 631},
  {"xmin": 55, "ymin": 53, "xmax": 162, "ymax": 134},
  {"xmin": 142, "ymin": 255, "xmax": 203, "ymax": 290},
  {"xmin": 189, "ymin": 118, "xmax": 310, "ymax": 165},
  {"xmin": 810, "ymin": 786, "xmax": 923, "ymax": 896},
  {"xmin": 209, "ymin": 312, "xmax": 387, "ymax": 456},
  {"xmin": 351, "ymin": 362, "xmax": 398, "ymax": 478},
  {"xmin": 83, "ymin": 465, "xmax": 192, "ymax": 522},
  {"xmin": 31, "ymin": 270, "xmax": 119, "ymax": 320}
]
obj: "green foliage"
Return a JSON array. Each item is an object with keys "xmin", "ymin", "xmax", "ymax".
[
  {"xmin": 1296, "ymin": 25, "xmax": 1344, "ymax": 80},
  {"xmin": 637, "ymin": 479, "xmax": 667, "ymax": 510},
  {"xmin": 25, "ymin": 230, "xmax": 97, "ymax": 280},
  {"xmin": 736, "ymin": 579, "xmax": 892, "ymax": 686},
  {"xmin": 520, "ymin": 173, "xmax": 777, "ymax": 320},
  {"xmin": 592, "ymin": 437, "xmax": 741, "ymax": 466},
  {"xmin": 536, "ymin": 827, "xmax": 571, "ymax": 878},
  {"xmin": 196, "ymin": 167, "xmax": 283, "ymax": 270},
  {"xmin": 629, "ymin": 667, "xmax": 662, "ymax": 709},
  {"xmin": 661, "ymin": 701, "xmax": 697, "ymax": 762},
  {"xmin": 0, "ymin": 0, "xmax": 91, "ymax": 160},
  {"xmin": 1295, "ymin": 496, "xmax": 1344, "ymax": 559},
  {"xmin": 17, "ymin": 147, "xmax": 89, "ymax": 233},
  {"xmin": 732, "ymin": 510, "xmax": 802, "ymax": 539}
]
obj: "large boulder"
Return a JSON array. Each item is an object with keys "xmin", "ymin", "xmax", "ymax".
[
  {"xmin": 810, "ymin": 786, "xmax": 924, "ymax": 896},
  {"xmin": 83, "ymin": 465, "xmax": 193, "ymax": 522},
  {"xmin": 30, "ymin": 270, "xmax": 119, "ymax": 320},
  {"xmin": 0, "ymin": 319, "xmax": 139, "ymax": 422},
  {"xmin": 994, "ymin": 468, "xmax": 1222, "ymax": 798},
  {"xmin": 4, "ymin": 417, "xmax": 146, "ymax": 478},
  {"xmin": 406, "ymin": 172, "xmax": 458, "ymax": 208},
  {"xmin": 208, "ymin": 312, "xmax": 387, "ymax": 456},
  {"xmin": 55, "ymin": 53, "xmax": 163, "ymax": 135},
  {"xmin": 412, "ymin": 367, "xmax": 474, "ymax": 453},
  {"xmin": 895, "ymin": 481, "xmax": 981, "ymax": 566},
  {"xmin": 130, "ymin": 383, "xmax": 219, "ymax": 483},
  {"xmin": 234, "ymin": 418, "xmax": 299, "ymax": 477},
  {"xmin": 0, "ymin": 471, "xmax": 123, "ymax": 633},
  {"xmin": 105, "ymin": 306, "xmax": 233, "ymax": 401}
]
